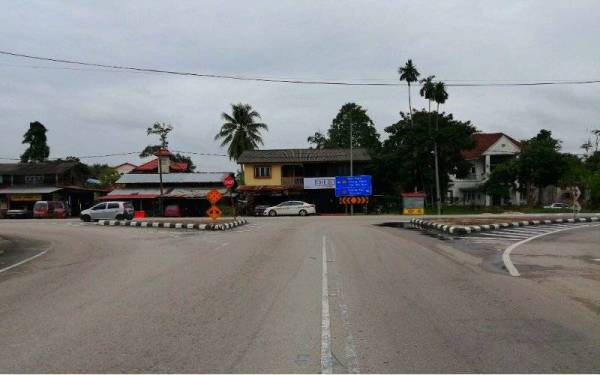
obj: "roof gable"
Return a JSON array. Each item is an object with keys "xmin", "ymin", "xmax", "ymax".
[
  {"xmin": 133, "ymin": 158, "xmax": 189, "ymax": 173},
  {"xmin": 461, "ymin": 133, "xmax": 521, "ymax": 160}
]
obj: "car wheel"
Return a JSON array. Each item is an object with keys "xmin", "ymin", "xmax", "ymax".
[
  {"xmin": 81, "ymin": 215, "xmax": 91, "ymax": 222},
  {"xmin": 299, "ymin": 209, "xmax": 307, "ymax": 216},
  {"xmin": 268, "ymin": 210, "xmax": 277, "ymax": 216},
  {"xmin": 115, "ymin": 214, "xmax": 124, "ymax": 221}
]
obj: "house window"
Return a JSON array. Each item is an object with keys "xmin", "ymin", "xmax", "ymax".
[{"xmin": 254, "ymin": 166, "xmax": 271, "ymax": 178}]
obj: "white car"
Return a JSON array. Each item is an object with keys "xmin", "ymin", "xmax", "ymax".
[
  {"xmin": 80, "ymin": 201, "xmax": 135, "ymax": 222},
  {"xmin": 263, "ymin": 201, "xmax": 316, "ymax": 216},
  {"xmin": 543, "ymin": 202, "xmax": 571, "ymax": 209}
]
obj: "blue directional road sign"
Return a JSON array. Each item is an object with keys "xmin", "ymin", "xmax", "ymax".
[{"xmin": 335, "ymin": 175, "xmax": 372, "ymax": 197}]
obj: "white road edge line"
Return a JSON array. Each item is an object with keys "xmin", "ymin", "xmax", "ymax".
[
  {"xmin": 321, "ymin": 235, "xmax": 333, "ymax": 374},
  {"xmin": 502, "ymin": 223, "xmax": 600, "ymax": 277},
  {"xmin": 0, "ymin": 248, "xmax": 49, "ymax": 274}
]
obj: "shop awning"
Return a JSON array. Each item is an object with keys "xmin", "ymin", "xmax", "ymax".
[
  {"xmin": 237, "ymin": 185, "xmax": 303, "ymax": 193},
  {"xmin": 99, "ymin": 188, "xmax": 162, "ymax": 200},
  {"xmin": 0, "ymin": 186, "xmax": 62, "ymax": 194},
  {"xmin": 164, "ymin": 187, "xmax": 228, "ymax": 198}
]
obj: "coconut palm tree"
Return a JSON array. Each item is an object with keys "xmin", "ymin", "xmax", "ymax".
[
  {"xmin": 215, "ymin": 103, "xmax": 268, "ymax": 161},
  {"xmin": 432, "ymin": 81, "xmax": 449, "ymax": 215},
  {"xmin": 398, "ymin": 59, "xmax": 420, "ymax": 126}
]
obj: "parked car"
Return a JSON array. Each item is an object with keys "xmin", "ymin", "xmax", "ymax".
[
  {"xmin": 164, "ymin": 205, "xmax": 182, "ymax": 217},
  {"xmin": 254, "ymin": 204, "xmax": 270, "ymax": 216},
  {"xmin": 33, "ymin": 201, "xmax": 68, "ymax": 219},
  {"xmin": 6, "ymin": 206, "xmax": 32, "ymax": 219},
  {"xmin": 80, "ymin": 201, "xmax": 134, "ymax": 222},
  {"xmin": 263, "ymin": 201, "xmax": 316, "ymax": 216},
  {"xmin": 543, "ymin": 202, "xmax": 571, "ymax": 209}
]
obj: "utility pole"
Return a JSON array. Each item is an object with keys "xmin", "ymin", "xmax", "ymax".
[
  {"xmin": 350, "ymin": 118, "xmax": 354, "ymax": 216},
  {"xmin": 158, "ymin": 157, "xmax": 164, "ymax": 217},
  {"xmin": 434, "ymin": 142, "xmax": 441, "ymax": 216}
]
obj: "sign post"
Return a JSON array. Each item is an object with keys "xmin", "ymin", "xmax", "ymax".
[
  {"xmin": 401, "ymin": 192, "xmax": 426, "ymax": 215},
  {"xmin": 206, "ymin": 189, "xmax": 223, "ymax": 222},
  {"xmin": 335, "ymin": 176, "xmax": 372, "ymax": 215},
  {"xmin": 223, "ymin": 174, "xmax": 236, "ymax": 219}
]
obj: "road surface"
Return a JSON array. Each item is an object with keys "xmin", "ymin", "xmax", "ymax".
[{"xmin": 0, "ymin": 217, "xmax": 599, "ymax": 373}]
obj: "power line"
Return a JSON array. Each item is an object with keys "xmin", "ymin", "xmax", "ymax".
[
  {"xmin": 2, "ymin": 49, "xmax": 600, "ymax": 87},
  {"xmin": 0, "ymin": 150, "xmax": 228, "ymax": 161}
]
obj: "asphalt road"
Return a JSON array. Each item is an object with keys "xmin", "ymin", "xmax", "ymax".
[{"xmin": 0, "ymin": 217, "xmax": 599, "ymax": 373}]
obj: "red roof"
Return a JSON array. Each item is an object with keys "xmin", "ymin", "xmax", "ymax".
[
  {"xmin": 154, "ymin": 148, "xmax": 172, "ymax": 157},
  {"xmin": 132, "ymin": 158, "xmax": 189, "ymax": 173},
  {"xmin": 461, "ymin": 133, "xmax": 521, "ymax": 160}
]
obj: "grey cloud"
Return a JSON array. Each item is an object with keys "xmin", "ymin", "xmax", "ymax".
[{"xmin": 1, "ymin": 0, "xmax": 599, "ymax": 171}]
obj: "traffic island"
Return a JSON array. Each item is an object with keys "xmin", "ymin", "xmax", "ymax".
[
  {"xmin": 96, "ymin": 218, "xmax": 248, "ymax": 231},
  {"xmin": 410, "ymin": 215, "xmax": 600, "ymax": 235}
]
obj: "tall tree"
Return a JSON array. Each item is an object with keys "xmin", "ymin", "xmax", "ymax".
[
  {"xmin": 398, "ymin": 59, "xmax": 420, "ymax": 127},
  {"xmin": 558, "ymin": 153, "xmax": 588, "ymax": 212},
  {"xmin": 419, "ymin": 75, "xmax": 436, "ymax": 113},
  {"xmin": 382, "ymin": 110, "xmax": 476, "ymax": 196},
  {"xmin": 518, "ymin": 129, "xmax": 563, "ymax": 204},
  {"xmin": 215, "ymin": 103, "xmax": 268, "ymax": 161},
  {"xmin": 307, "ymin": 131, "xmax": 329, "ymax": 149},
  {"xmin": 326, "ymin": 103, "xmax": 381, "ymax": 153},
  {"xmin": 432, "ymin": 81, "xmax": 449, "ymax": 214},
  {"xmin": 20, "ymin": 121, "xmax": 50, "ymax": 162},
  {"xmin": 146, "ymin": 122, "xmax": 173, "ymax": 148}
]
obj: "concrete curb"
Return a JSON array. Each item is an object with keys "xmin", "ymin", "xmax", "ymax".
[
  {"xmin": 96, "ymin": 218, "xmax": 248, "ymax": 231},
  {"xmin": 409, "ymin": 216, "xmax": 600, "ymax": 235}
]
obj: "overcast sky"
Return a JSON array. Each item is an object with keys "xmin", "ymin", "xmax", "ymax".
[{"xmin": 1, "ymin": 1, "xmax": 599, "ymax": 172}]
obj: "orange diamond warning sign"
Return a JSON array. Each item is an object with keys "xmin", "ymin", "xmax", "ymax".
[
  {"xmin": 206, "ymin": 189, "xmax": 223, "ymax": 205},
  {"xmin": 206, "ymin": 205, "xmax": 222, "ymax": 222}
]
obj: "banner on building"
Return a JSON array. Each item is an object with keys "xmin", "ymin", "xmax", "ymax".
[
  {"xmin": 303, "ymin": 177, "xmax": 335, "ymax": 190},
  {"xmin": 10, "ymin": 194, "xmax": 42, "ymax": 202}
]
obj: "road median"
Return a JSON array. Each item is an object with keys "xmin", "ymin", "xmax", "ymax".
[
  {"xmin": 410, "ymin": 215, "xmax": 600, "ymax": 235},
  {"xmin": 96, "ymin": 218, "xmax": 248, "ymax": 231}
]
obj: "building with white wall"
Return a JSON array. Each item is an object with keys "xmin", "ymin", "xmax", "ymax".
[{"xmin": 449, "ymin": 133, "xmax": 521, "ymax": 206}]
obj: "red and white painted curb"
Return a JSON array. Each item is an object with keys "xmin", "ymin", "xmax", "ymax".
[{"xmin": 96, "ymin": 218, "xmax": 248, "ymax": 231}]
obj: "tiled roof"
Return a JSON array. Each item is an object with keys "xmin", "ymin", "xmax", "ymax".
[
  {"xmin": 117, "ymin": 172, "xmax": 230, "ymax": 184},
  {"xmin": 0, "ymin": 161, "xmax": 80, "ymax": 175},
  {"xmin": 461, "ymin": 133, "xmax": 521, "ymax": 160},
  {"xmin": 133, "ymin": 159, "xmax": 189, "ymax": 172},
  {"xmin": 237, "ymin": 148, "xmax": 371, "ymax": 164}
]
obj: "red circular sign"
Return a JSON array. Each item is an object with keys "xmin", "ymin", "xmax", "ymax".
[{"xmin": 223, "ymin": 175, "xmax": 235, "ymax": 189}]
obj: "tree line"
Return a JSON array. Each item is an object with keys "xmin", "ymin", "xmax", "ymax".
[{"xmin": 15, "ymin": 58, "xmax": 600, "ymax": 207}]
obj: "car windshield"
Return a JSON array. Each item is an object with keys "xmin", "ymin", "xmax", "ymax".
[{"xmin": 34, "ymin": 202, "xmax": 47, "ymax": 210}]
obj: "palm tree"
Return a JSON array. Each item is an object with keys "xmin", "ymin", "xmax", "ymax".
[
  {"xmin": 419, "ymin": 75, "xmax": 436, "ymax": 113},
  {"xmin": 215, "ymin": 103, "xmax": 268, "ymax": 161},
  {"xmin": 398, "ymin": 59, "xmax": 420, "ymax": 126},
  {"xmin": 432, "ymin": 81, "xmax": 449, "ymax": 215}
]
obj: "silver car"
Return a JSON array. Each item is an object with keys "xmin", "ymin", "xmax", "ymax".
[
  {"xmin": 263, "ymin": 201, "xmax": 316, "ymax": 216},
  {"xmin": 80, "ymin": 201, "xmax": 134, "ymax": 222}
]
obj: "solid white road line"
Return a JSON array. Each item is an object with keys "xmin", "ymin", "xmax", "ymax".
[
  {"xmin": 475, "ymin": 232, "xmax": 531, "ymax": 239},
  {"xmin": 321, "ymin": 235, "xmax": 333, "ymax": 374},
  {"xmin": 503, "ymin": 223, "xmax": 600, "ymax": 277},
  {"xmin": 0, "ymin": 248, "xmax": 49, "ymax": 274}
]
